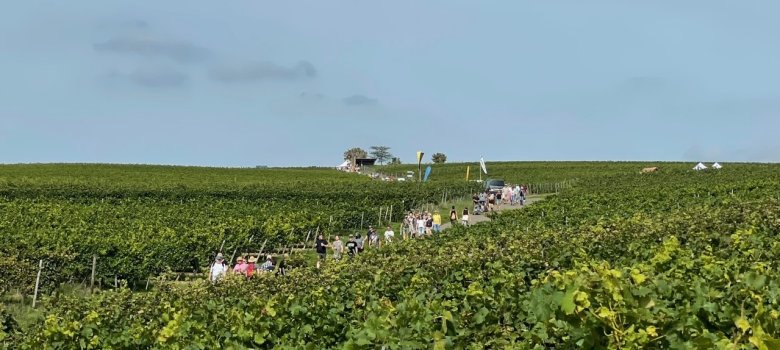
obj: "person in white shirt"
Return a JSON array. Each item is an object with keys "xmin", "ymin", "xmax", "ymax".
[
  {"xmin": 384, "ymin": 226, "xmax": 395, "ymax": 243},
  {"xmin": 416, "ymin": 215, "xmax": 426, "ymax": 238},
  {"xmin": 210, "ymin": 253, "xmax": 227, "ymax": 282}
]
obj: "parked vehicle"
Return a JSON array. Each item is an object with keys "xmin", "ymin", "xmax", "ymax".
[{"xmin": 484, "ymin": 178, "xmax": 505, "ymax": 193}]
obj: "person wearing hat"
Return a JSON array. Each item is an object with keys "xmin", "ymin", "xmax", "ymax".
[
  {"xmin": 210, "ymin": 253, "xmax": 227, "ymax": 282},
  {"xmin": 233, "ymin": 256, "xmax": 248, "ymax": 276},
  {"xmin": 246, "ymin": 256, "xmax": 257, "ymax": 277}
]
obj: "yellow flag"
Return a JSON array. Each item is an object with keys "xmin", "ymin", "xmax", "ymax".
[
  {"xmin": 466, "ymin": 166, "xmax": 470, "ymax": 181},
  {"xmin": 416, "ymin": 151, "xmax": 424, "ymax": 164}
]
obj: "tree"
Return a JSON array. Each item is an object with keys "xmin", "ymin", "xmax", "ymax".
[
  {"xmin": 431, "ymin": 153, "xmax": 447, "ymax": 164},
  {"xmin": 343, "ymin": 147, "xmax": 368, "ymax": 163},
  {"xmin": 369, "ymin": 146, "xmax": 393, "ymax": 165},
  {"xmin": 389, "ymin": 157, "xmax": 401, "ymax": 165}
]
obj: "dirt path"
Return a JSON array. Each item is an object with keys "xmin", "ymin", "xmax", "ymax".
[{"xmin": 440, "ymin": 195, "xmax": 546, "ymax": 230}]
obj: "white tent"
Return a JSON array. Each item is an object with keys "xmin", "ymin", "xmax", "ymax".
[
  {"xmin": 712, "ymin": 162, "xmax": 722, "ymax": 169},
  {"xmin": 336, "ymin": 160, "xmax": 351, "ymax": 170},
  {"xmin": 693, "ymin": 162, "xmax": 708, "ymax": 171}
]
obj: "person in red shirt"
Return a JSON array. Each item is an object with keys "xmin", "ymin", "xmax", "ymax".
[{"xmin": 246, "ymin": 256, "xmax": 257, "ymax": 277}]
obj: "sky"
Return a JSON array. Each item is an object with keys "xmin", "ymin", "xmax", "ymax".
[{"xmin": 1, "ymin": 1, "xmax": 779, "ymax": 166}]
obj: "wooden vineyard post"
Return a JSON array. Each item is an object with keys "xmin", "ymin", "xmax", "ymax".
[
  {"xmin": 230, "ymin": 234, "xmax": 255, "ymax": 265},
  {"xmin": 32, "ymin": 259, "xmax": 43, "ymax": 308},
  {"xmin": 114, "ymin": 275, "xmax": 118, "ymax": 288},
  {"xmin": 257, "ymin": 239, "xmax": 268, "ymax": 259},
  {"xmin": 211, "ymin": 238, "xmax": 227, "ymax": 266},
  {"xmin": 304, "ymin": 230, "xmax": 312, "ymax": 246},
  {"xmin": 378, "ymin": 207, "xmax": 383, "ymax": 226},
  {"xmin": 388, "ymin": 205, "xmax": 393, "ymax": 223},
  {"xmin": 90, "ymin": 255, "xmax": 97, "ymax": 295},
  {"xmin": 360, "ymin": 212, "xmax": 364, "ymax": 229}
]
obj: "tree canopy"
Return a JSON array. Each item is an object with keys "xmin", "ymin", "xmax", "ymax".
[
  {"xmin": 343, "ymin": 147, "xmax": 368, "ymax": 162},
  {"xmin": 369, "ymin": 146, "xmax": 393, "ymax": 165}
]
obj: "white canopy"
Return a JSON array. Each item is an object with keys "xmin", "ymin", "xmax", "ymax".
[
  {"xmin": 693, "ymin": 162, "xmax": 708, "ymax": 171},
  {"xmin": 712, "ymin": 162, "xmax": 722, "ymax": 169},
  {"xmin": 336, "ymin": 160, "xmax": 351, "ymax": 169}
]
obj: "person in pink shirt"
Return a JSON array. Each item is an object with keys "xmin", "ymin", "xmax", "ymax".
[{"xmin": 232, "ymin": 256, "xmax": 248, "ymax": 276}]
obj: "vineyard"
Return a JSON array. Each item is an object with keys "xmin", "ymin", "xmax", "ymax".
[
  {"xmin": 0, "ymin": 164, "xmax": 479, "ymax": 296},
  {"xmin": 3, "ymin": 162, "xmax": 780, "ymax": 348}
]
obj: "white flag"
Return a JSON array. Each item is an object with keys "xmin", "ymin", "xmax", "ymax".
[{"xmin": 480, "ymin": 157, "xmax": 488, "ymax": 174}]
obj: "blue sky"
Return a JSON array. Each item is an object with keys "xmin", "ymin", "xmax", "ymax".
[{"xmin": 2, "ymin": 1, "xmax": 779, "ymax": 166}]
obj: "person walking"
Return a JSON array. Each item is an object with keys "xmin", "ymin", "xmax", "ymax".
[
  {"xmin": 384, "ymin": 226, "xmax": 395, "ymax": 243},
  {"xmin": 210, "ymin": 253, "xmax": 227, "ymax": 282},
  {"xmin": 461, "ymin": 207, "xmax": 470, "ymax": 227},
  {"xmin": 346, "ymin": 235, "xmax": 358, "ymax": 258},
  {"xmin": 449, "ymin": 206, "xmax": 458, "ymax": 226},
  {"xmin": 355, "ymin": 234, "xmax": 364, "ymax": 253},
  {"xmin": 276, "ymin": 255, "xmax": 287, "ymax": 276},
  {"xmin": 315, "ymin": 234, "xmax": 328, "ymax": 269},
  {"xmin": 332, "ymin": 235, "xmax": 344, "ymax": 260},
  {"xmin": 416, "ymin": 214, "xmax": 426, "ymax": 238},
  {"xmin": 432, "ymin": 212, "xmax": 442, "ymax": 233},
  {"xmin": 367, "ymin": 226, "xmax": 378, "ymax": 247},
  {"xmin": 315, "ymin": 234, "xmax": 328, "ymax": 260}
]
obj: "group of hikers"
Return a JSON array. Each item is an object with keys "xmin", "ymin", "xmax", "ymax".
[
  {"xmin": 473, "ymin": 184, "xmax": 528, "ymax": 214},
  {"xmin": 314, "ymin": 226, "xmax": 397, "ymax": 265},
  {"xmin": 209, "ymin": 184, "xmax": 530, "ymax": 281},
  {"xmin": 209, "ymin": 252, "xmax": 287, "ymax": 281},
  {"xmin": 402, "ymin": 211, "xmax": 443, "ymax": 237}
]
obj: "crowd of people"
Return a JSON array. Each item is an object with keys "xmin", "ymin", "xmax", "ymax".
[
  {"xmin": 209, "ymin": 252, "xmax": 287, "ymax": 281},
  {"xmin": 210, "ymin": 184, "xmax": 530, "ymax": 281},
  {"xmin": 473, "ymin": 184, "xmax": 528, "ymax": 214},
  {"xmin": 402, "ymin": 211, "xmax": 443, "ymax": 237}
]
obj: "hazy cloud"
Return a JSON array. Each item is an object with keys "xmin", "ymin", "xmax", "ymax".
[
  {"xmin": 129, "ymin": 68, "xmax": 189, "ymax": 88},
  {"xmin": 299, "ymin": 91, "xmax": 325, "ymax": 100},
  {"xmin": 342, "ymin": 94, "xmax": 378, "ymax": 106},
  {"xmin": 93, "ymin": 37, "xmax": 211, "ymax": 63},
  {"xmin": 268, "ymin": 92, "xmax": 387, "ymax": 120},
  {"xmin": 103, "ymin": 67, "xmax": 189, "ymax": 88},
  {"xmin": 209, "ymin": 61, "xmax": 317, "ymax": 83}
]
